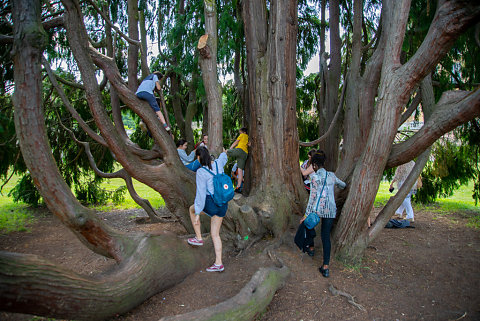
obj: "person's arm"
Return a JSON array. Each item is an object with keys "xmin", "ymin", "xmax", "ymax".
[
  {"xmin": 217, "ymin": 150, "xmax": 228, "ymax": 169},
  {"xmin": 194, "ymin": 171, "xmax": 208, "ymax": 215},
  {"xmin": 229, "ymin": 139, "xmax": 239, "ymax": 149},
  {"xmin": 390, "ymin": 178, "xmax": 397, "ymax": 189},
  {"xmin": 334, "ymin": 175, "xmax": 346, "ymax": 189},
  {"xmin": 177, "ymin": 149, "xmax": 191, "ymax": 163},
  {"xmin": 301, "ymin": 164, "xmax": 314, "ymax": 177},
  {"xmin": 186, "ymin": 150, "xmax": 196, "ymax": 162}
]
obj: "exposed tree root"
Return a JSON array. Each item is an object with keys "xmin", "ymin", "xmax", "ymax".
[
  {"xmin": 135, "ymin": 216, "xmax": 178, "ymax": 224},
  {"xmin": 328, "ymin": 284, "xmax": 366, "ymax": 312},
  {"xmin": 159, "ymin": 264, "xmax": 289, "ymax": 321}
]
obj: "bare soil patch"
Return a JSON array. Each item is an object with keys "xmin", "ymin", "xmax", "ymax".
[{"xmin": 0, "ymin": 206, "xmax": 479, "ymax": 321}]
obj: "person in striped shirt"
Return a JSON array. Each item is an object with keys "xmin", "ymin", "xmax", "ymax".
[{"xmin": 300, "ymin": 151, "xmax": 346, "ymax": 278}]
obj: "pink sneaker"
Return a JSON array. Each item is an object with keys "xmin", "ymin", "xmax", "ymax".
[
  {"xmin": 206, "ymin": 264, "xmax": 224, "ymax": 272},
  {"xmin": 187, "ymin": 237, "xmax": 204, "ymax": 246}
]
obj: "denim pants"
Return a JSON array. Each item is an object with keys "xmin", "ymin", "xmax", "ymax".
[
  {"xmin": 320, "ymin": 217, "xmax": 335, "ymax": 266},
  {"xmin": 136, "ymin": 91, "xmax": 160, "ymax": 112},
  {"xmin": 186, "ymin": 160, "xmax": 201, "ymax": 172}
]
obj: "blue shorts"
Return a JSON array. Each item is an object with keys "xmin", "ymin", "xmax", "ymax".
[
  {"xmin": 136, "ymin": 91, "xmax": 161, "ymax": 112},
  {"xmin": 203, "ymin": 195, "xmax": 228, "ymax": 217}
]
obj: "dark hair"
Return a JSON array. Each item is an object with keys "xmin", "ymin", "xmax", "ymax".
[
  {"xmin": 240, "ymin": 127, "xmax": 248, "ymax": 134},
  {"xmin": 176, "ymin": 139, "xmax": 187, "ymax": 148},
  {"xmin": 305, "ymin": 149, "xmax": 317, "ymax": 166},
  {"xmin": 312, "ymin": 151, "xmax": 326, "ymax": 169},
  {"xmin": 195, "ymin": 146, "xmax": 212, "ymax": 169},
  {"xmin": 153, "ymin": 71, "xmax": 163, "ymax": 78}
]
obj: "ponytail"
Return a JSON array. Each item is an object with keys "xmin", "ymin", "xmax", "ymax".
[{"xmin": 195, "ymin": 146, "xmax": 212, "ymax": 169}]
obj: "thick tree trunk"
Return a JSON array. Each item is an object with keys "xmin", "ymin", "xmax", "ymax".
[
  {"xmin": 4, "ymin": 3, "xmax": 215, "ymax": 319},
  {"xmin": 242, "ymin": 0, "xmax": 306, "ymax": 235},
  {"xmin": 318, "ymin": 0, "xmax": 342, "ymax": 171},
  {"xmin": 198, "ymin": 0, "xmax": 223, "ymax": 155},
  {"xmin": 0, "ymin": 237, "xmax": 213, "ymax": 320},
  {"xmin": 333, "ymin": 0, "xmax": 480, "ymax": 262}
]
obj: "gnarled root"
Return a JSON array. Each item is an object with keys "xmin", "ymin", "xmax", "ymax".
[
  {"xmin": 328, "ymin": 284, "xmax": 366, "ymax": 312},
  {"xmin": 159, "ymin": 264, "xmax": 290, "ymax": 321}
]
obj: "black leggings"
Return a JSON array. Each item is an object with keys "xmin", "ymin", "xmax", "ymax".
[{"xmin": 320, "ymin": 217, "xmax": 335, "ymax": 266}]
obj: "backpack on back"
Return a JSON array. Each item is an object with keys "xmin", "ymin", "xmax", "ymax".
[{"xmin": 202, "ymin": 162, "xmax": 234, "ymax": 206}]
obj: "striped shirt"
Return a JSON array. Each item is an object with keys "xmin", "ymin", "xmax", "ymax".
[{"xmin": 305, "ymin": 168, "xmax": 346, "ymax": 218}]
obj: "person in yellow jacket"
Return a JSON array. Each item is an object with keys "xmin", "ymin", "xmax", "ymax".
[{"xmin": 227, "ymin": 127, "xmax": 248, "ymax": 193}]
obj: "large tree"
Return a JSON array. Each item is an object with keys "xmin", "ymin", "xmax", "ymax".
[{"xmin": 1, "ymin": 0, "xmax": 479, "ymax": 319}]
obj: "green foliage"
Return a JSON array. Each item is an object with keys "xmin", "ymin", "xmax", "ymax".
[
  {"xmin": 297, "ymin": 0, "xmax": 322, "ymax": 70},
  {"xmin": 8, "ymin": 175, "xmax": 42, "ymax": 207},
  {"xmin": 0, "ymin": 3, "xmax": 13, "ymax": 95},
  {"xmin": 75, "ymin": 180, "xmax": 126, "ymax": 206},
  {"xmin": 415, "ymin": 123, "xmax": 479, "ymax": 204},
  {"xmin": 296, "ymin": 73, "xmax": 319, "ymax": 161}
]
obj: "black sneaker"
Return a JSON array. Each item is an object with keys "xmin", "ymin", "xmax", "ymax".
[{"xmin": 319, "ymin": 266, "xmax": 329, "ymax": 278}]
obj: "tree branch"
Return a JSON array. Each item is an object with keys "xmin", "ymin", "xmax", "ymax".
[
  {"xmin": 42, "ymin": 56, "xmax": 107, "ymax": 146},
  {"xmin": 0, "ymin": 15, "xmax": 64, "ymax": 44},
  {"xmin": 83, "ymin": 0, "xmax": 141, "ymax": 47},
  {"xmin": 0, "ymin": 235, "xmax": 213, "ymax": 320},
  {"xmin": 399, "ymin": 89, "xmax": 421, "ymax": 125},
  {"xmin": 299, "ymin": 78, "xmax": 346, "ymax": 147},
  {"xmin": 13, "ymin": 0, "xmax": 134, "ymax": 262},
  {"xmin": 369, "ymin": 147, "xmax": 430, "ymax": 238},
  {"xmin": 387, "ymin": 89, "xmax": 480, "ymax": 168},
  {"xmin": 159, "ymin": 265, "xmax": 289, "ymax": 321},
  {"xmin": 400, "ymin": 1, "xmax": 480, "ymax": 87}
]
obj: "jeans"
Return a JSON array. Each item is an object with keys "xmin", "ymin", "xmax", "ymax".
[
  {"xmin": 136, "ymin": 91, "xmax": 160, "ymax": 112},
  {"xmin": 320, "ymin": 217, "xmax": 335, "ymax": 266},
  {"xmin": 185, "ymin": 160, "xmax": 201, "ymax": 172}
]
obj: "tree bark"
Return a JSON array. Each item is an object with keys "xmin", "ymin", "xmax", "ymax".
[
  {"xmin": 317, "ymin": 0, "xmax": 342, "ymax": 171},
  {"xmin": 61, "ymin": 0, "xmax": 197, "ymax": 231},
  {"xmin": 242, "ymin": 0, "xmax": 306, "ymax": 235},
  {"xmin": 0, "ymin": 236, "xmax": 213, "ymax": 320},
  {"xmin": 127, "ymin": 0, "xmax": 139, "ymax": 91},
  {"xmin": 333, "ymin": 0, "xmax": 480, "ymax": 262},
  {"xmin": 138, "ymin": 7, "xmax": 150, "ymax": 78},
  {"xmin": 387, "ymin": 89, "xmax": 480, "ymax": 168},
  {"xmin": 198, "ymin": 0, "xmax": 223, "ymax": 155},
  {"xmin": 159, "ymin": 264, "xmax": 289, "ymax": 321}
]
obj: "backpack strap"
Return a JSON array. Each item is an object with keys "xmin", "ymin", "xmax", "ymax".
[
  {"xmin": 202, "ymin": 166, "xmax": 215, "ymax": 176},
  {"xmin": 215, "ymin": 162, "xmax": 219, "ymax": 175},
  {"xmin": 314, "ymin": 172, "xmax": 328, "ymax": 211}
]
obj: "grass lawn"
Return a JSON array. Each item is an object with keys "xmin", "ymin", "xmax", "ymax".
[
  {"xmin": 0, "ymin": 175, "xmax": 35, "ymax": 233},
  {"xmin": 95, "ymin": 177, "xmax": 165, "ymax": 211},
  {"xmin": 1, "ymin": 174, "xmax": 478, "ymax": 233}
]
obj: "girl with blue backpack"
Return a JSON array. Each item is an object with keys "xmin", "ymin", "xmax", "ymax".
[{"xmin": 187, "ymin": 146, "xmax": 234, "ymax": 272}]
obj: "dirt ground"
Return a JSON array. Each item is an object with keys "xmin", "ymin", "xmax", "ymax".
[{"xmin": 0, "ymin": 206, "xmax": 479, "ymax": 321}]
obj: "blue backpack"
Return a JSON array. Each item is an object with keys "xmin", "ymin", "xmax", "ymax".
[{"xmin": 202, "ymin": 162, "xmax": 235, "ymax": 206}]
